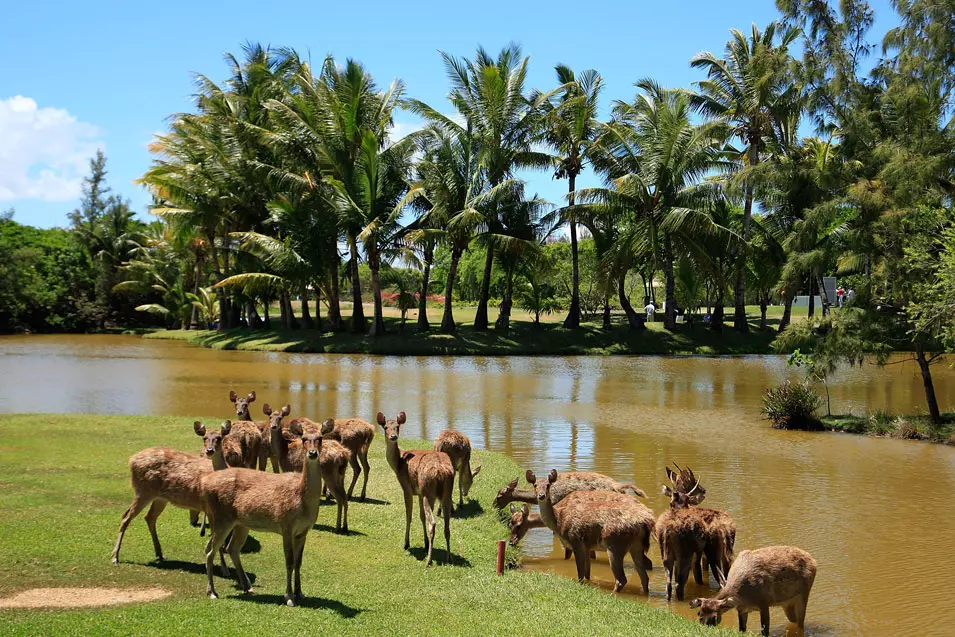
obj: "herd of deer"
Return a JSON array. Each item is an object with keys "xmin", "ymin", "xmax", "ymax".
[
  {"xmin": 499, "ymin": 465, "xmax": 816, "ymax": 635},
  {"xmin": 108, "ymin": 390, "xmax": 814, "ymax": 634}
]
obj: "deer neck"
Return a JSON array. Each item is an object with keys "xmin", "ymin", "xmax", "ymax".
[
  {"xmin": 211, "ymin": 448, "xmax": 227, "ymax": 471},
  {"xmin": 509, "ymin": 488, "xmax": 538, "ymax": 505},
  {"xmin": 299, "ymin": 457, "xmax": 323, "ymax": 501},
  {"xmin": 385, "ymin": 438, "xmax": 402, "ymax": 476},
  {"xmin": 537, "ymin": 488, "xmax": 558, "ymax": 533}
]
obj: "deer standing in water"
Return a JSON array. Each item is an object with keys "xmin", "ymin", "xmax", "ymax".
[
  {"xmin": 527, "ymin": 469, "xmax": 654, "ymax": 594},
  {"xmin": 113, "ymin": 420, "xmax": 231, "ymax": 574},
  {"xmin": 433, "ymin": 429, "xmax": 481, "ymax": 510},
  {"xmin": 200, "ymin": 422, "xmax": 325, "ymax": 606},
  {"xmin": 690, "ymin": 546, "xmax": 817, "ymax": 636},
  {"xmin": 378, "ymin": 412, "xmax": 454, "ymax": 567}
]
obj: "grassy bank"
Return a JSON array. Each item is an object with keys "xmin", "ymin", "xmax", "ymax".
[
  {"xmin": 146, "ymin": 317, "xmax": 779, "ymax": 356},
  {"xmin": 822, "ymin": 412, "xmax": 955, "ymax": 444},
  {"xmin": 0, "ymin": 414, "xmax": 715, "ymax": 636}
]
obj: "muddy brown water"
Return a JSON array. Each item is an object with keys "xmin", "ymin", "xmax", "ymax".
[{"xmin": 1, "ymin": 334, "xmax": 953, "ymax": 635}]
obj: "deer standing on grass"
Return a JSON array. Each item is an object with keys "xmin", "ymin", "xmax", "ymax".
[
  {"xmin": 200, "ymin": 421, "xmax": 325, "ymax": 606},
  {"xmin": 319, "ymin": 417, "xmax": 374, "ymax": 501},
  {"xmin": 690, "ymin": 546, "xmax": 817, "ymax": 636},
  {"xmin": 378, "ymin": 412, "xmax": 453, "ymax": 567},
  {"xmin": 113, "ymin": 421, "xmax": 231, "ymax": 574},
  {"xmin": 656, "ymin": 466, "xmax": 736, "ymax": 602},
  {"xmin": 433, "ymin": 429, "xmax": 481, "ymax": 510},
  {"xmin": 527, "ymin": 469, "xmax": 654, "ymax": 594},
  {"xmin": 264, "ymin": 406, "xmax": 351, "ymax": 532},
  {"xmin": 229, "ymin": 390, "xmax": 273, "ymax": 471}
]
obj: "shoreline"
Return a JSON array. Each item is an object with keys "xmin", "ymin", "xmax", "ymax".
[{"xmin": 821, "ymin": 413, "xmax": 955, "ymax": 445}]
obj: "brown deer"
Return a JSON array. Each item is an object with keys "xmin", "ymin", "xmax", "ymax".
[
  {"xmin": 229, "ymin": 390, "xmax": 272, "ymax": 471},
  {"xmin": 200, "ymin": 421, "xmax": 325, "ymax": 606},
  {"xmin": 690, "ymin": 546, "xmax": 817, "ymax": 636},
  {"xmin": 320, "ymin": 417, "xmax": 374, "ymax": 501},
  {"xmin": 112, "ymin": 420, "xmax": 231, "ymax": 573},
  {"xmin": 507, "ymin": 503, "xmax": 545, "ymax": 546},
  {"xmin": 433, "ymin": 429, "xmax": 481, "ymax": 509},
  {"xmin": 662, "ymin": 464, "xmax": 736, "ymax": 588},
  {"xmin": 264, "ymin": 405, "xmax": 351, "ymax": 532},
  {"xmin": 493, "ymin": 472, "xmax": 646, "ymax": 509},
  {"xmin": 378, "ymin": 411, "xmax": 454, "ymax": 567},
  {"xmin": 527, "ymin": 469, "xmax": 654, "ymax": 594}
]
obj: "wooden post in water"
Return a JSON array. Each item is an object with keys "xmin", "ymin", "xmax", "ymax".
[{"xmin": 496, "ymin": 540, "xmax": 506, "ymax": 575}]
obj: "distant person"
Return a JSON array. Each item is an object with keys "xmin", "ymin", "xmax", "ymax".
[
  {"xmin": 836, "ymin": 286, "xmax": 845, "ymax": 307},
  {"xmin": 847, "ymin": 288, "xmax": 855, "ymax": 305},
  {"xmin": 703, "ymin": 312, "xmax": 711, "ymax": 324},
  {"xmin": 644, "ymin": 302, "xmax": 656, "ymax": 322}
]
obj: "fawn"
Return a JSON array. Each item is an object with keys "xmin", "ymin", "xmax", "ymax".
[
  {"xmin": 113, "ymin": 420, "xmax": 231, "ymax": 573},
  {"xmin": 200, "ymin": 421, "xmax": 325, "ymax": 606},
  {"xmin": 690, "ymin": 546, "xmax": 817, "ymax": 636},
  {"xmin": 433, "ymin": 429, "xmax": 481, "ymax": 509},
  {"xmin": 378, "ymin": 412, "xmax": 454, "ymax": 567},
  {"xmin": 527, "ymin": 469, "xmax": 654, "ymax": 594}
]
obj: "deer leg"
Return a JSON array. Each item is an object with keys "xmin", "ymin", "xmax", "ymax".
[
  {"xmin": 293, "ymin": 532, "xmax": 307, "ymax": 600},
  {"xmin": 705, "ymin": 544, "xmax": 726, "ymax": 587},
  {"xmin": 189, "ymin": 509, "xmax": 200, "ymax": 526},
  {"xmin": 693, "ymin": 552, "xmax": 705, "ymax": 585},
  {"xmin": 759, "ymin": 604, "xmax": 771, "ymax": 636},
  {"xmin": 340, "ymin": 477, "xmax": 349, "ymax": 533},
  {"xmin": 359, "ymin": 449, "xmax": 370, "ymax": 501},
  {"xmin": 675, "ymin": 557, "xmax": 693, "ymax": 601},
  {"xmin": 572, "ymin": 545, "xmax": 589, "ymax": 582},
  {"xmin": 143, "ymin": 500, "xmax": 168, "ymax": 562},
  {"xmin": 737, "ymin": 609, "xmax": 748, "ymax": 632},
  {"xmin": 607, "ymin": 546, "xmax": 628, "ymax": 592},
  {"xmin": 422, "ymin": 495, "xmax": 437, "ymax": 567},
  {"xmin": 629, "ymin": 545, "xmax": 650, "ymax": 595},
  {"xmin": 402, "ymin": 491, "xmax": 413, "ymax": 550},
  {"xmin": 205, "ymin": 522, "xmax": 232, "ymax": 600},
  {"xmin": 442, "ymin": 486, "xmax": 452, "ymax": 563},
  {"xmin": 346, "ymin": 455, "xmax": 361, "ymax": 500},
  {"xmin": 644, "ymin": 554, "xmax": 653, "ymax": 570},
  {"xmin": 112, "ymin": 494, "xmax": 152, "ymax": 564},
  {"xmin": 225, "ymin": 525, "xmax": 252, "ymax": 593},
  {"xmin": 564, "ymin": 548, "xmax": 572, "ymax": 560},
  {"xmin": 783, "ymin": 602, "xmax": 798, "ymax": 624},
  {"xmin": 663, "ymin": 556, "xmax": 675, "ymax": 602},
  {"xmin": 282, "ymin": 533, "xmax": 296, "ymax": 606}
]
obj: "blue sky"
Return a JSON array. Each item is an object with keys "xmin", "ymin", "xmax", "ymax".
[{"xmin": 1, "ymin": 0, "xmax": 897, "ymax": 228}]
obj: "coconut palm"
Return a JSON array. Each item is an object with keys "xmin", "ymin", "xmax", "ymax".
[
  {"xmin": 691, "ymin": 22, "xmax": 800, "ymax": 333},
  {"xmin": 536, "ymin": 66, "xmax": 603, "ymax": 329}
]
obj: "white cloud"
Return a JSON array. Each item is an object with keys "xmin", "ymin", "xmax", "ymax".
[{"xmin": 0, "ymin": 96, "xmax": 103, "ymax": 202}]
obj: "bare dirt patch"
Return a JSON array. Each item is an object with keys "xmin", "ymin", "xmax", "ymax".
[{"xmin": 0, "ymin": 587, "xmax": 171, "ymax": 609}]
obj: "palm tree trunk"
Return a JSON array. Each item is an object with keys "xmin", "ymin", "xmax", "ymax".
[
  {"xmin": 759, "ymin": 292, "xmax": 768, "ymax": 330},
  {"xmin": 474, "ymin": 245, "xmax": 494, "ymax": 331},
  {"xmin": 262, "ymin": 296, "xmax": 271, "ymax": 329},
  {"xmin": 279, "ymin": 293, "xmax": 289, "ymax": 329},
  {"xmin": 711, "ymin": 287, "xmax": 725, "ymax": 332},
  {"xmin": 618, "ymin": 272, "xmax": 644, "ymax": 330},
  {"xmin": 368, "ymin": 252, "xmax": 386, "ymax": 337},
  {"xmin": 211, "ymin": 234, "xmax": 227, "ymax": 331},
  {"xmin": 189, "ymin": 253, "xmax": 203, "ymax": 330},
  {"xmin": 733, "ymin": 137, "xmax": 758, "ymax": 334},
  {"xmin": 313, "ymin": 281, "xmax": 323, "ymax": 332},
  {"xmin": 326, "ymin": 258, "xmax": 343, "ymax": 332},
  {"xmin": 602, "ymin": 295, "xmax": 611, "ymax": 330},
  {"xmin": 248, "ymin": 300, "xmax": 262, "ymax": 328},
  {"xmin": 663, "ymin": 236, "xmax": 677, "ymax": 331},
  {"xmin": 417, "ymin": 243, "xmax": 433, "ymax": 332},
  {"xmin": 495, "ymin": 267, "xmax": 513, "ymax": 332},
  {"xmin": 441, "ymin": 246, "xmax": 462, "ymax": 333},
  {"xmin": 817, "ymin": 274, "xmax": 831, "ymax": 317},
  {"xmin": 778, "ymin": 292, "xmax": 794, "ymax": 333},
  {"xmin": 563, "ymin": 174, "xmax": 581, "ymax": 329},
  {"xmin": 915, "ymin": 340, "xmax": 941, "ymax": 425},
  {"xmin": 347, "ymin": 235, "xmax": 366, "ymax": 333},
  {"xmin": 300, "ymin": 283, "xmax": 314, "ymax": 330}
]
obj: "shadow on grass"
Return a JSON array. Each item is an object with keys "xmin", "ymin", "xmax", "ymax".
[
  {"xmin": 407, "ymin": 546, "xmax": 472, "ymax": 568},
  {"xmin": 452, "ymin": 499, "xmax": 484, "ymax": 519},
  {"xmin": 312, "ymin": 523, "xmax": 367, "ymax": 536},
  {"xmin": 240, "ymin": 535, "xmax": 262, "ymax": 554},
  {"xmin": 145, "ymin": 559, "xmax": 256, "ymax": 584},
  {"xmin": 240, "ymin": 593, "xmax": 364, "ymax": 617},
  {"xmin": 350, "ymin": 497, "xmax": 389, "ymax": 506}
]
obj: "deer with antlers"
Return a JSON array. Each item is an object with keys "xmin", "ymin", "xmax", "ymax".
[
  {"xmin": 433, "ymin": 430, "xmax": 481, "ymax": 510},
  {"xmin": 656, "ymin": 464, "xmax": 736, "ymax": 601},
  {"xmin": 527, "ymin": 469, "xmax": 654, "ymax": 594},
  {"xmin": 378, "ymin": 412, "xmax": 454, "ymax": 567}
]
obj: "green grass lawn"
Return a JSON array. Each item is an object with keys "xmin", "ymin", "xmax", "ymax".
[
  {"xmin": 822, "ymin": 412, "xmax": 955, "ymax": 444},
  {"xmin": 0, "ymin": 414, "xmax": 719, "ymax": 636}
]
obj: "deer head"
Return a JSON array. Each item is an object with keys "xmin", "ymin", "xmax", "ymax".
[
  {"xmin": 507, "ymin": 503, "xmax": 533, "ymax": 546},
  {"xmin": 690, "ymin": 597, "xmax": 730, "ymax": 626},
  {"xmin": 526, "ymin": 469, "xmax": 558, "ymax": 502},
  {"xmin": 459, "ymin": 463, "xmax": 482, "ymax": 498},
  {"xmin": 229, "ymin": 391, "xmax": 256, "ymax": 420},
  {"xmin": 493, "ymin": 478, "xmax": 520, "ymax": 509},
  {"xmin": 376, "ymin": 411, "xmax": 406, "ymax": 442},
  {"xmin": 263, "ymin": 404, "xmax": 291, "ymax": 431},
  {"xmin": 662, "ymin": 463, "xmax": 706, "ymax": 506},
  {"xmin": 194, "ymin": 420, "xmax": 231, "ymax": 457}
]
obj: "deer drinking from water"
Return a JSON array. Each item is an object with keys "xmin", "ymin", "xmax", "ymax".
[
  {"xmin": 527, "ymin": 469, "xmax": 654, "ymax": 594},
  {"xmin": 690, "ymin": 546, "xmax": 817, "ymax": 636},
  {"xmin": 378, "ymin": 412, "xmax": 453, "ymax": 567},
  {"xmin": 656, "ymin": 465, "xmax": 736, "ymax": 602},
  {"xmin": 433, "ymin": 429, "xmax": 481, "ymax": 510},
  {"xmin": 113, "ymin": 421, "xmax": 232, "ymax": 572},
  {"xmin": 493, "ymin": 472, "xmax": 646, "ymax": 509},
  {"xmin": 200, "ymin": 421, "xmax": 325, "ymax": 606}
]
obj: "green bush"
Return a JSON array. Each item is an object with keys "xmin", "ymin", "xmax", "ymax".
[{"xmin": 762, "ymin": 380, "xmax": 824, "ymax": 430}]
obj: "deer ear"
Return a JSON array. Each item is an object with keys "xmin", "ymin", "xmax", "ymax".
[
  {"xmin": 194, "ymin": 421, "xmax": 206, "ymax": 436},
  {"xmin": 509, "ymin": 503, "xmax": 517, "ymax": 513},
  {"xmin": 377, "ymin": 412, "xmax": 386, "ymax": 426},
  {"xmin": 281, "ymin": 405, "xmax": 290, "ymax": 417},
  {"xmin": 689, "ymin": 599, "xmax": 702, "ymax": 609},
  {"xmin": 221, "ymin": 420, "xmax": 232, "ymax": 436},
  {"xmin": 229, "ymin": 391, "xmax": 237, "ymax": 403},
  {"xmin": 665, "ymin": 467, "xmax": 676, "ymax": 482},
  {"xmin": 263, "ymin": 403, "xmax": 272, "ymax": 416},
  {"xmin": 662, "ymin": 485, "xmax": 673, "ymax": 497},
  {"xmin": 288, "ymin": 420, "xmax": 303, "ymax": 436},
  {"xmin": 507, "ymin": 478, "xmax": 518, "ymax": 490},
  {"xmin": 525, "ymin": 470, "xmax": 536, "ymax": 485},
  {"xmin": 322, "ymin": 419, "xmax": 335, "ymax": 435},
  {"xmin": 548, "ymin": 469, "xmax": 558, "ymax": 484},
  {"xmin": 471, "ymin": 465, "xmax": 482, "ymax": 479},
  {"xmin": 521, "ymin": 504, "xmax": 529, "ymax": 518},
  {"xmin": 247, "ymin": 391, "xmax": 256, "ymax": 403},
  {"xmin": 397, "ymin": 411, "xmax": 406, "ymax": 425}
]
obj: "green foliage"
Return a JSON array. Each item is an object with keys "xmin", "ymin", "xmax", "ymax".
[{"xmin": 761, "ymin": 380, "xmax": 824, "ymax": 430}]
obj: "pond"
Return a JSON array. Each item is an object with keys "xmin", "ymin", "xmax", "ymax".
[{"xmin": 1, "ymin": 334, "xmax": 953, "ymax": 635}]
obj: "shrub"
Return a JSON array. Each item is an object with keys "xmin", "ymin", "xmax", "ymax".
[{"xmin": 762, "ymin": 381, "xmax": 824, "ymax": 430}]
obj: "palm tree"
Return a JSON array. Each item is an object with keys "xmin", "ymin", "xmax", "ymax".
[
  {"xmin": 691, "ymin": 22, "xmax": 800, "ymax": 333},
  {"xmin": 408, "ymin": 45, "xmax": 551, "ymax": 330},
  {"xmin": 537, "ymin": 66, "xmax": 603, "ymax": 329}
]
